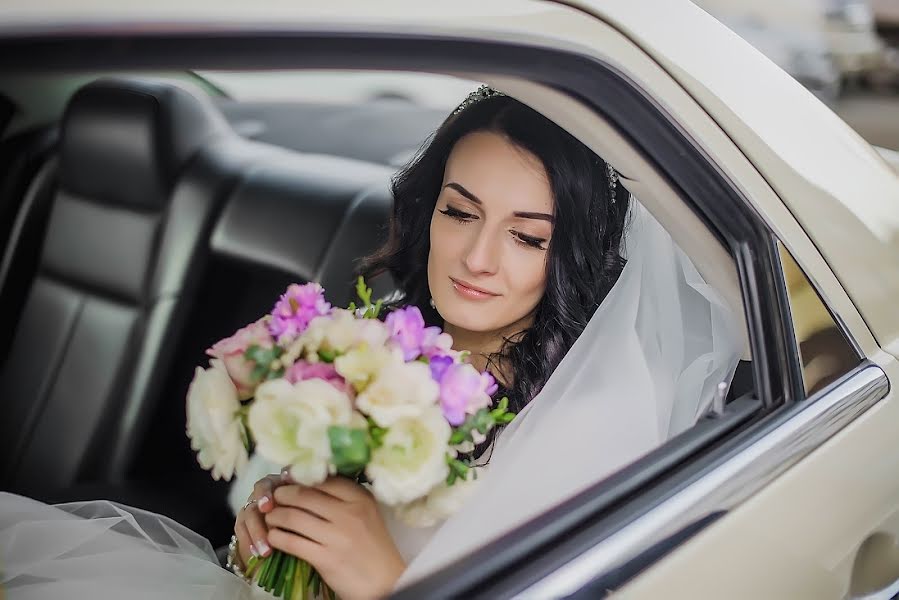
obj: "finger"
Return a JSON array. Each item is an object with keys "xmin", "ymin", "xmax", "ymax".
[
  {"xmin": 315, "ymin": 476, "xmax": 370, "ymax": 502},
  {"xmin": 267, "ymin": 527, "xmax": 329, "ymax": 572},
  {"xmin": 252, "ymin": 474, "xmax": 283, "ymax": 513},
  {"xmin": 234, "ymin": 521, "xmax": 256, "ymax": 566},
  {"xmin": 265, "ymin": 506, "xmax": 331, "ymax": 545},
  {"xmin": 243, "ymin": 505, "xmax": 272, "ymax": 557},
  {"xmin": 273, "ymin": 485, "xmax": 342, "ymax": 521}
]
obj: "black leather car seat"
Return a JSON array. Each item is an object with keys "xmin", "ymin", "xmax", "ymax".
[{"xmin": 0, "ymin": 77, "xmax": 233, "ymax": 497}]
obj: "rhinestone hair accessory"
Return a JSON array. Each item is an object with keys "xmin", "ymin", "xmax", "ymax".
[
  {"xmin": 606, "ymin": 162, "xmax": 619, "ymax": 204},
  {"xmin": 452, "ymin": 85, "xmax": 505, "ymax": 115}
]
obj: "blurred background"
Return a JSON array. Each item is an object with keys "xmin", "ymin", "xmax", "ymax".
[
  {"xmin": 196, "ymin": 0, "xmax": 899, "ymax": 157},
  {"xmin": 692, "ymin": 0, "xmax": 899, "ymax": 152}
]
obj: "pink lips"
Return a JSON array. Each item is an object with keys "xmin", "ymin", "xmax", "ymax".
[{"xmin": 450, "ymin": 278, "xmax": 500, "ymax": 301}]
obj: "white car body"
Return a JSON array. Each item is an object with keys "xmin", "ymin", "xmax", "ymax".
[{"xmin": 1, "ymin": 1, "xmax": 898, "ymax": 598}]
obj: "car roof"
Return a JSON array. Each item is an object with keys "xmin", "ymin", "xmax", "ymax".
[{"xmin": 3, "ymin": 0, "xmax": 899, "ymax": 355}]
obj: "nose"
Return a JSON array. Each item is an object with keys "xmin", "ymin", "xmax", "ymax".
[{"xmin": 463, "ymin": 225, "xmax": 500, "ymax": 275}]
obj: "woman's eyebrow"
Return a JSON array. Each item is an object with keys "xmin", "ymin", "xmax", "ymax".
[
  {"xmin": 444, "ymin": 182, "xmax": 481, "ymax": 204},
  {"xmin": 444, "ymin": 182, "xmax": 555, "ymax": 223},
  {"xmin": 513, "ymin": 211, "xmax": 554, "ymax": 223}
]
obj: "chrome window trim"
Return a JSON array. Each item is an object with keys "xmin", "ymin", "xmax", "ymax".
[{"xmin": 518, "ymin": 364, "xmax": 889, "ymax": 598}]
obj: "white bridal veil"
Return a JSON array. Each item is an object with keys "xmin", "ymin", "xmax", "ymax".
[
  {"xmin": 397, "ymin": 198, "xmax": 743, "ymax": 585},
  {"xmin": 0, "ymin": 198, "xmax": 742, "ymax": 598}
]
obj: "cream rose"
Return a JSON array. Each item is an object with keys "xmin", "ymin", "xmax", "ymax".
[
  {"xmin": 394, "ymin": 467, "xmax": 483, "ymax": 527},
  {"xmin": 366, "ymin": 405, "xmax": 451, "ymax": 505},
  {"xmin": 355, "ymin": 360, "xmax": 439, "ymax": 427},
  {"xmin": 186, "ymin": 359, "xmax": 248, "ymax": 481},
  {"xmin": 334, "ymin": 344, "xmax": 400, "ymax": 392},
  {"xmin": 248, "ymin": 378, "xmax": 353, "ymax": 485}
]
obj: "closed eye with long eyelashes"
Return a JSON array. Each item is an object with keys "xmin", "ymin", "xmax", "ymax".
[
  {"xmin": 439, "ymin": 204, "xmax": 548, "ymax": 250},
  {"xmin": 511, "ymin": 231, "xmax": 547, "ymax": 250},
  {"xmin": 438, "ymin": 205, "xmax": 477, "ymax": 222}
]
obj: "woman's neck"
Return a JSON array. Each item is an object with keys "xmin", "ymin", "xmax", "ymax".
[{"xmin": 443, "ymin": 315, "xmax": 532, "ymax": 384}]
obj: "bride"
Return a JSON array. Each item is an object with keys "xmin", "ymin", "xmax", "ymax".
[{"xmin": 0, "ymin": 88, "xmax": 741, "ymax": 599}]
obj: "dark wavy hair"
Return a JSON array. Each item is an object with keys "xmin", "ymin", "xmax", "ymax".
[{"xmin": 360, "ymin": 94, "xmax": 629, "ymax": 420}]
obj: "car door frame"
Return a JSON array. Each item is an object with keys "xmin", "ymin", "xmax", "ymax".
[{"xmin": 1, "ymin": 18, "xmax": 891, "ymax": 599}]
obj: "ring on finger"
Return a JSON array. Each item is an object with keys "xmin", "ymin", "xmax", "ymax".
[{"xmin": 242, "ymin": 498, "xmax": 257, "ymax": 512}]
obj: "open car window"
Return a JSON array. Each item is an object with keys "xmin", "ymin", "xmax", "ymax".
[{"xmin": 2, "ymin": 6, "xmax": 889, "ymax": 598}]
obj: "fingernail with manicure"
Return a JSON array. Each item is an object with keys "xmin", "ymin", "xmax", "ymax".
[
  {"xmin": 258, "ymin": 496, "xmax": 270, "ymax": 509},
  {"xmin": 250, "ymin": 544, "xmax": 259, "ymax": 558},
  {"xmin": 256, "ymin": 540, "xmax": 271, "ymax": 556}
]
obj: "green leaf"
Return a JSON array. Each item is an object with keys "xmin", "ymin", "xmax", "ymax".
[
  {"xmin": 245, "ymin": 344, "xmax": 279, "ymax": 366},
  {"xmin": 251, "ymin": 364, "xmax": 269, "ymax": 385},
  {"xmin": 328, "ymin": 426, "xmax": 371, "ymax": 475},
  {"xmin": 366, "ymin": 417, "xmax": 388, "ymax": 449},
  {"xmin": 347, "ymin": 301, "xmax": 357, "ymax": 312},
  {"xmin": 239, "ymin": 422, "xmax": 252, "ymax": 453},
  {"xmin": 355, "ymin": 276, "xmax": 372, "ymax": 306},
  {"xmin": 265, "ymin": 367, "xmax": 285, "ymax": 381},
  {"xmin": 317, "ymin": 349, "xmax": 337, "ymax": 363}
]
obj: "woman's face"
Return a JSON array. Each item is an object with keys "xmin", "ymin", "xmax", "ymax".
[{"xmin": 428, "ymin": 131, "xmax": 554, "ymax": 336}]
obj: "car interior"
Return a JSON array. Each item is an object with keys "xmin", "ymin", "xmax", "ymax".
[{"xmin": 0, "ymin": 71, "xmax": 758, "ymax": 551}]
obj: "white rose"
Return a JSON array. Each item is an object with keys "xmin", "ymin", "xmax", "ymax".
[
  {"xmin": 393, "ymin": 467, "xmax": 483, "ymax": 527},
  {"xmin": 356, "ymin": 360, "xmax": 439, "ymax": 427},
  {"xmin": 355, "ymin": 317, "xmax": 390, "ymax": 349},
  {"xmin": 186, "ymin": 359, "xmax": 248, "ymax": 481},
  {"xmin": 320, "ymin": 309, "xmax": 359, "ymax": 354},
  {"xmin": 366, "ymin": 406, "xmax": 451, "ymax": 505},
  {"xmin": 299, "ymin": 309, "xmax": 373, "ymax": 359},
  {"xmin": 248, "ymin": 378, "xmax": 353, "ymax": 485},
  {"xmin": 334, "ymin": 344, "xmax": 400, "ymax": 392},
  {"xmin": 295, "ymin": 315, "xmax": 329, "ymax": 359}
]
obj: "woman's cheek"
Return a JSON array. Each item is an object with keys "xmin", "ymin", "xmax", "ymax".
[{"xmin": 509, "ymin": 245, "xmax": 548, "ymax": 305}]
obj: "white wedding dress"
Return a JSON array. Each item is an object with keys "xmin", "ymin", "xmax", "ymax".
[{"xmin": 0, "ymin": 200, "xmax": 742, "ymax": 598}]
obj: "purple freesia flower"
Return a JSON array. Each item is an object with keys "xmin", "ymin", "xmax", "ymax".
[
  {"xmin": 421, "ymin": 327, "xmax": 453, "ymax": 359},
  {"xmin": 385, "ymin": 306, "xmax": 429, "ymax": 361},
  {"xmin": 438, "ymin": 363, "xmax": 497, "ymax": 425},
  {"xmin": 285, "ymin": 360, "xmax": 348, "ymax": 393},
  {"xmin": 269, "ymin": 283, "xmax": 331, "ymax": 343},
  {"xmin": 428, "ymin": 354, "xmax": 454, "ymax": 383}
]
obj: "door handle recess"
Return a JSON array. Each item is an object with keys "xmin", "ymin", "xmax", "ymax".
[{"xmin": 848, "ymin": 533, "xmax": 899, "ymax": 600}]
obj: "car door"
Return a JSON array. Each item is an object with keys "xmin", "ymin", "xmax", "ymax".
[{"xmin": 613, "ymin": 254, "xmax": 899, "ymax": 600}]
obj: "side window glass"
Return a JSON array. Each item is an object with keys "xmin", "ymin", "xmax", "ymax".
[{"xmin": 778, "ymin": 243, "xmax": 860, "ymax": 395}]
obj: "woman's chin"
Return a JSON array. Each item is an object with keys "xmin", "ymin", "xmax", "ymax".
[{"xmin": 437, "ymin": 307, "xmax": 499, "ymax": 335}]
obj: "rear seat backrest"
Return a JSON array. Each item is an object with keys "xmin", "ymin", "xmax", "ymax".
[
  {"xmin": 210, "ymin": 152, "xmax": 394, "ymax": 307},
  {"xmin": 0, "ymin": 78, "xmax": 231, "ymax": 497}
]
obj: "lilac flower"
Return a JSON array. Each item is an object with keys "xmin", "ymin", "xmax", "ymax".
[
  {"xmin": 385, "ymin": 306, "xmax": 428, "ymax": 361},
  {"xmin": 421, "ymin": 327, "xmax": 454, "ymax": 359},
  {"xmin": 438, "ymin": 363, "xmax": 497, "ymax": 426},
  {"xmin": 428, "ymin": 354, "xmax": 454, "ymax": 383},
  {"xmin": 268, "ymin": 283, "xmax": 331, "ymax": 343}
]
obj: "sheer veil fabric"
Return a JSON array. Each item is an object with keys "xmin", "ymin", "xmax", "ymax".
[
  {"xmin": 396, "ymin": 199, "xmax": 743, "ymax": 586},
  {"xmin": 0, "ymin": 198, "xmax": 742, "ymax": 598},
  {"xmin": 0, "ymin": 492, "xmax": 257, "ymax": 599}
]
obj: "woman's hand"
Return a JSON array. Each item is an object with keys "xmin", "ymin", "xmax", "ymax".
[
  {"xmin": 265, "ymin": 477, "xmax": 407, "ymax": 600},
  {"xmin": 233, "ymin": 473, "xmax": 283, "ymax": 566}
]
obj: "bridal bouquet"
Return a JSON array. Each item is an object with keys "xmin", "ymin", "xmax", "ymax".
[{"xmin": 186, "ymin": 278, "xmax": 513, "ymax": 600}]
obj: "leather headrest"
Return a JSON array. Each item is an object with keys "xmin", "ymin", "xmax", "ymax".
[{"xmin": 58, "ymin": 77, "xmax": 229, "ymax": 210}]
